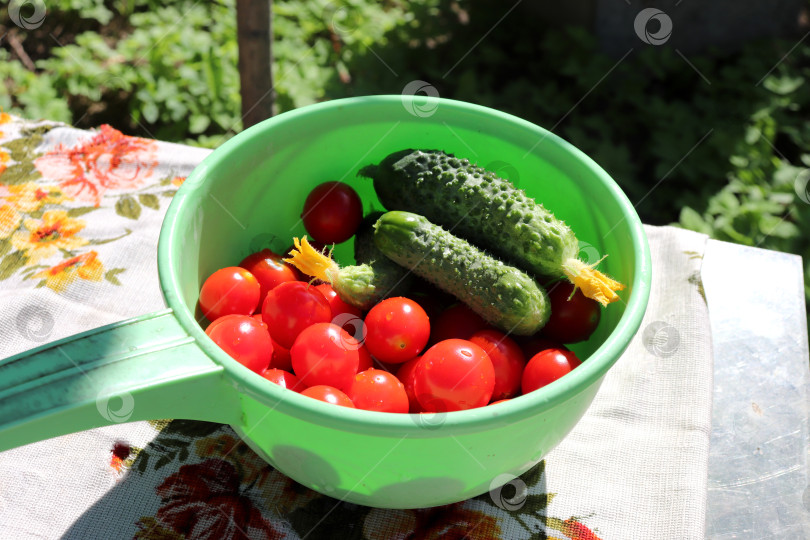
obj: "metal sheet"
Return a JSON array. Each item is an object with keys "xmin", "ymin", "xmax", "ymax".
[{"xmin": 703, "ymin": 239, "xmax": 810, "ymax": 538}]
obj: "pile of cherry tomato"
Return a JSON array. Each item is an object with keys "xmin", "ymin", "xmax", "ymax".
[{"xmin": 198, "ymin": 181, "xmax": 601, "ymax": 413}]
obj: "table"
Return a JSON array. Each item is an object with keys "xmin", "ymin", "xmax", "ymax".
[{"xmin": 0, "ymin": 115, "xmax": 807, "ymax": 538}]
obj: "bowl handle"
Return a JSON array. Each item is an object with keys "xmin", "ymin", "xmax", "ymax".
[{"xmin": 0, "ymin": 308, "xmax": 239, "ymax": 452}]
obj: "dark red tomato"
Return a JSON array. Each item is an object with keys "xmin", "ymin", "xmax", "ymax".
[
  {"xmin": 301, "ymin": 385, "xmax": 355, "ymax": 408},
  {"xmin": 301, "ymin": 181, "xmax": 363, "ymax": 244},
  {"xmin": 290, "ymin": 322, "xmax": 360, "ymax": 391},
  {"xmin": 205, "ymin": 314, "xmax": 272, "ymax": 373},
  {"xmin": 240, "ymin": 249, "xmax": 299, "ymax": 306},
  {"xmin": 414, "ymin": 339, "xmax": 495, "ymax": 412},
  {"xmin": 521, "ymin": 348, "xmax": 582, "ymax": 394},
  {"xmin": 316, "ymin": 283, "xmax": 363, "ymax": 323},
  {"xmin": 469, "ymin": 329, "xmax": 526, "ymax": 401},
  {"xmin": 364, "ymin": 297, "xmax": 430, "ymax": 364},
  {"xmin": 430, "ymin": 303, "xmax": 490, "ymax": 345},
  {"xmin": 396, "ymin": 356, "xmax": 424, "ymax": 413},
  {"xmin": 262, "ymin": 368, "xmax": 303, "ymax": 391},
  {"xmin": 540, "ymin": 281, "xmax": 601, "ymax": 343},
  {"xmin": 516, "ymin": 335, "xmax": 569, "ymax": 361},
  {"xmin": 357, "ymin": 345, "xmax": 373, "ymax": 372},
  {"xmin": 262, "ymin": 281, "xmax": 331, "ymax": 349},
  {"xmin": 199, "ymin": 267, "xmax": 261, "ymax": 321},
  {"xmin": 346, "ymin": 369, "xmax": 410, "ymax": 413}
]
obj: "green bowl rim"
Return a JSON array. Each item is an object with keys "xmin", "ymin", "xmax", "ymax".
[{"xmin": 158, "ymin": 95, "xmax": 652, "ymax": 435}]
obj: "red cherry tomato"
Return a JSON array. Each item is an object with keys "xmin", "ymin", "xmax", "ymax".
[
  {"xmin": 290, "ymin": 322, "xmax": 360, "ymax": 391},
  {"xmin": 262, "ymin": 368, "xmax": 303, "ymax": 391},
  {"xmin": 396, "ymin": 356, "xmax": 423, "ymax": 413},
  {"xmin": 414, "ymin": 339, "xmax": 495, "ymax": 412},
  {"xmin": 540, "ymin": 281, "xmax": 601, "ymax": 343},
  {"xmin": 251, "ymin": 313, "xmax": 293, "ymax": 370},
  {"xmin": 469, "ymin": 329, "xmax": 526, "ymax": 401},
  {"xmin": 346, "ymin": 369, "xmax": 410, "ymax": 413},
  {"xmin": 301, "ymin": 181, "xmax": 363, "ymax": 244},
  {"xmin": 430, "ymin": 303, "xmax": 490, "ymax": 344},
  {"xmin": 301, "ymin": 385, "xmax": 355, "ymax": 408},
  {"xmin": 199, "ymin": 267, "xmax": 261, "ymax": 321},
  {"xmin": 516, "ymin": 336, "xmax": 569, "ymax": 360},
  {"xmin": 316, "ymin": 283, "xmax": 363, "ymax": 325},
  {"xmin": 363, "ymin": 297, "xmax": 430, "ymax": 364},
  {"xmin": 521, "ymin": 348, "xmax": 582, "ymax": 394},
  {"xmin": 240, "ymin": 249, "xmax": 299, "ymax": 306},
  {"xmin": 357, "ymin": 345, "xmax": 373, "ymax": 372},
  {"xmin": 262, "ymin": 281, "xmax": 332, "ymax": 349},
  {"xmin": 205, "ymin": 314, "xmax": 272, "ymax": 373}
]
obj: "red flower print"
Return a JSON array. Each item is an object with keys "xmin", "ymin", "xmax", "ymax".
[
  {"xmin": 152, "ymin": 459, "xmax": 283, "ymax": 540},
  {"xmin": 34, "ymin": 124, "xmax": 158, "ymax": 206},
  {"xmin": 560, "ymin": 519, "xmax": 602, "ymax": 540},
  {"xmin": 411, "ymin": 503, "xmax": 502, "ymax": 539}
]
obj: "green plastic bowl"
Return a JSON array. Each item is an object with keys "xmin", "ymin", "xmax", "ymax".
[{"xmin": 0, "ymin": 96, "xmax": 651, "ymax": 508}]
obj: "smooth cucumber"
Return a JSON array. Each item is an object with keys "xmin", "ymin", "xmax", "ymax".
[{"xmin": 373, "ymin": 211, "xmax": 550, "ymax": 335}]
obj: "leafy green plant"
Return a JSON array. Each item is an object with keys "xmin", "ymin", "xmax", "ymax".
[{"xmin": 1, "ymin": 0, "xmax": 809, "ymax": 315}]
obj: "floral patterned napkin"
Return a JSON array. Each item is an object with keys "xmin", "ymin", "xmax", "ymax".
[{"xmin": 0, "ymin": 114, "xmax": 713, "ymax": 539}]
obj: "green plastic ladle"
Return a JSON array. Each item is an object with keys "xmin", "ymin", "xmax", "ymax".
[{"xmin": 0, "ymin": 96, "xmax": 651, "ymax": 509}]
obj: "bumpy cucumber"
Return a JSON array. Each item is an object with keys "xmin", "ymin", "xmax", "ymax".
[
  {"xmin": 359, "ymin": 149, "xmax": 623, "ymax": 305},
  {"xmin": 373, "ymin": 211, "xmax": 549, "ymax": 335},
  {"xmin": 283, "ymin": 216, "xmax": 412, "ymax": 311},
  {"xmin": 353, "ymin": 211, "xmax": 413, "ymax": 299}
]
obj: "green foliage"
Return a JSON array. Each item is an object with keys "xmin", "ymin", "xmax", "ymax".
[{"xmin": 1, "ymin": 0, "xmax": 809, "ymax": 309}]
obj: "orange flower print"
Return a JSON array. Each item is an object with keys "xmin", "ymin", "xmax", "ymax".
[
  {"xmin": 11, "ymin": 209, "xmax": 88, "ymax": 264},
  {"xmin": 171, "ymin": 176, "xmax": 186, "ymax": 187},
  {"xmin": 0, "ymin": 148, "xmax": 8, "ymax": 177},
  {"xmin": 5, "ymin": 183, "xmax": 70, "ymax": 212},
  {"xmin": 0, "ymin": 112, "xmax": 10, "ymax": 124},
  {"xmin": 0, "ymin": 204, "xmax": 21, "ymax": 238},
  {"xmin": 34, "ymin": 124, "xmax": 158, "ymax": 207},
  {"xmin": 33, "ymin": 250, "xmax": 103, "ymax": 292}
]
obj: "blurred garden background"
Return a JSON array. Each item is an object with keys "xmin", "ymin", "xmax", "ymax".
[{"xmin": 2, "ymin": 0, "xmax": 810, "ymax": 315}]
